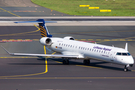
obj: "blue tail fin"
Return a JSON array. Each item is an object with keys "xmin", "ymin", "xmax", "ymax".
[
  {"xmin": 14, "ymin": 19, "xmax": 54, "ymax": 37},
  {"xmin": 37, "ymin": 19, "xmax": 52, "ymax": 37}
]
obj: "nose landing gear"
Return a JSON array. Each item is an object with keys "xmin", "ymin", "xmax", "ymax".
[{"xmin": 124, "ymin": 64, "xmax": 129, "ymax": 72}]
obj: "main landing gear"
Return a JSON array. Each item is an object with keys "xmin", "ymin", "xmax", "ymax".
[
  {"xmin": 83, "ymin": 59, "xmax": 90, "ymax": 65},
  {"xmin": 62, "ymin": 59, "xmax": 90, "ymax": 65},
  {"xmin": 62, "ymin": 58, "xmax": 69, "ymax": 65}
]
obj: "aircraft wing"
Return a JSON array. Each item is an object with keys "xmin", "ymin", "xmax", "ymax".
[
  {"xmin": 10, "ymin": 53, "xmax": 79, "ymax": 58},
  {"xmin": 1, "ymin": 46, "xmax": 79, "ymax": 58}
]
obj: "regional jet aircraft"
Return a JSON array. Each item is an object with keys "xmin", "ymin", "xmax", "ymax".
[{"xmin": 2, "ymin": 19, "xmax": 134, "ymax": 71}]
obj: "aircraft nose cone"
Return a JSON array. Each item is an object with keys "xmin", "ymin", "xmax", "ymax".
[
  {"xmin": 120, "ymin": 56, "xmax": 134, "ymax": 65},
  {"xmin": 128, "ymin": 56, "xmax": 134, "ymax": 64}
]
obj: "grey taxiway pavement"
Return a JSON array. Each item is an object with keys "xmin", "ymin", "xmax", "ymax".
[
  {"xmin": 0, "ymin": 0, "xmax": 135, "ymax": 90},
  {"xmin": 0, "ymin": 25, "xmax": 135, "ymax": 90}
]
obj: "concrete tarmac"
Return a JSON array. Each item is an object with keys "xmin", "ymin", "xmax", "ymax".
[
  {"xmin": 0, "ymin": 0, "xmax": 135, "ymax": 90},
  {"xmin": 0, "ymin": 0, "xmax": 69, "ymax": 17},
  {"xmin": 0, "ymin": 26, "xmax": 135, "ymax": 90}
]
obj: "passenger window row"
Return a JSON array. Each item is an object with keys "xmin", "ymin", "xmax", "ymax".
[{"xmin": 59, "ymin": 43, "xmax": 110, "ymax": 54}]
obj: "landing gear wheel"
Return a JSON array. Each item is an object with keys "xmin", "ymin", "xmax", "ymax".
[
  {"xmin": 83, "ymin": 60, "xmax": 90, "ymax": 65},
  {"xmin": 124, "ymin": 68, "xmax": 128, "ymax": 72},
  {"xmin": 63, "ymin": 60, "xmax": 69, "ymax": 65},
  {"xmin": 124, "ymin": 65, "xmax": 129, "ymax": 72}
]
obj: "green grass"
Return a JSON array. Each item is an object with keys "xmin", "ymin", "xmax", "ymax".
[{"xmin": 31, "ymin": 0, "xmax": 135, "ymax": 16}]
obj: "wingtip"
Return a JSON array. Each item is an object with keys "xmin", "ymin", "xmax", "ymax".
[{"xmin": 1, "ymin": 46, "xmax": 12, "ymax": 55}]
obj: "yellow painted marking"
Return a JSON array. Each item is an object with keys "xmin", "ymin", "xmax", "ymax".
[
  {"xmin": 0, "ymin": 57, "xmax": 37, "ymax": 58},
  {"xmin": 56, "ymin": 61, "xmax": 62, "ymax": 63},
  {"xmin": 76, "ymin": 65, "xmax": 102, "ymax": 69},
  {"xmin": 80, "ymin": 39, "xmax": 86, "ymax": 41},
  {"xmin": 52, "ymin": 52, "xmax": 56, "ymax": 55},
  {"xmin": 111, "ymin": 39, "xmax": 118, "ymax": 41},
  {"xmin": 0, "ymin": 46, "xmax": 48, "ymax": 78},
  {"xmin": 96, "ymin": 39, "xmax": 101, "ymax": 41},
  {"xmin": 127, "ymin": 39, "xmax": 133, "ymax": 41},
  {"xmin": 44, "ymin": 46, "xmax": 46, "ymax": 55},
  {"xmin": 44, "ymin": 45, "xmax": 48, "ymax": 73},
  {"xmin": 88, "ymin": 39, "xmax": 94, "ymax": 41},
  {"xmin": 100, "ymin": 10, "xmax": 111, "ymax": 12},
  {"xmin": 0, "ymin": 8, "xmax": 21, "ymax": 17},
  {"xmin": 119, "ymin": 39, "xmax": 126, "ymax": 41},
  {"xmin": 104, "ymin": 39, "xmax": 110, "ymax": 41},
  {"xmin": 89, "ymin": 7, "xmax": 99, "ymax": 9},
  {"xmin": 34, "ymin": 24, "xmax": 40, "ymax": 30},
  {"xmin": 33, "ymin": 39, "xmax": 39, "ymax": 41},
  {"xmin": 79, "ymin": 5, "xmax": 90, "ymax": 7},
  {"xmin": 0, "ymin": 59, "xmax": 48, "ymax": 77},
  {"xmin": 2, "ymin": 39, "xmax": 7, "ymax": 41}
]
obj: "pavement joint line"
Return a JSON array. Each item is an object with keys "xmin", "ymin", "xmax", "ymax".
[{"xmin": 0, "ymin": 77, "xmax": 135, "ymax": 79}]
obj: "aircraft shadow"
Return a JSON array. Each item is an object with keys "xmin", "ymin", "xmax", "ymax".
[{"xmin": 8, "ymin": 58, "xmax": 128, "ymax": 71}]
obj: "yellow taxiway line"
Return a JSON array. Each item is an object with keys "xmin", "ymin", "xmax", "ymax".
[{"xmin": 0, "ymin": 8, "xmax": 21, "ymax": 17}]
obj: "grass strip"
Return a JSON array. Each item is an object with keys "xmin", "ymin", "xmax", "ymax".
[{"xmin": 31, "ymin": 0, "xmax": 135, "ymax": 16}]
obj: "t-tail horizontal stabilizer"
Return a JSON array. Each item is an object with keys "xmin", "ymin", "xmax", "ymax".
[{"xmin": 14, "ymin": 19, "xmax": 57, "ymax": 37}]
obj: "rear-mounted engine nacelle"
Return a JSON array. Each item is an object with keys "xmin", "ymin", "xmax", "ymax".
[
  {"xmin": 64, "ymin": 36, "xmax": 75, "ymax": 40},
  {"xmin": 40, "ymin": 37, "xmax": 52, "ymax": 46}
]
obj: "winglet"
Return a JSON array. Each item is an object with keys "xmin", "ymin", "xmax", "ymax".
[
  {"xmin": 1, "ymin": 46, "xmax": 13, "ymax": 55},
  {"xmin": 125, "ymin": 43, "xmax": 128, "ymax": 51}
]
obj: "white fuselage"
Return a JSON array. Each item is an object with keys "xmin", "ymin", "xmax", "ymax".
[{"xmin": 43, "ymin": 37, "xmax": 134, "ymax": 66}]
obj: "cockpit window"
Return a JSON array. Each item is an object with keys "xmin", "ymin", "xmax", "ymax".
[
  {"xmin": 116, "ymin": 52, "xmax": 131, "ymax": 56},
  {"xmin": 127, "ymin": 53, "xmax": 131, "ymax": 55},
  {"xmin": 116, "ymin": 53, "xmax": 121, "ymax": 55},
  {"xmin": 122, "ymin": 53, "xmax": 127, "ymax": 55}
]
